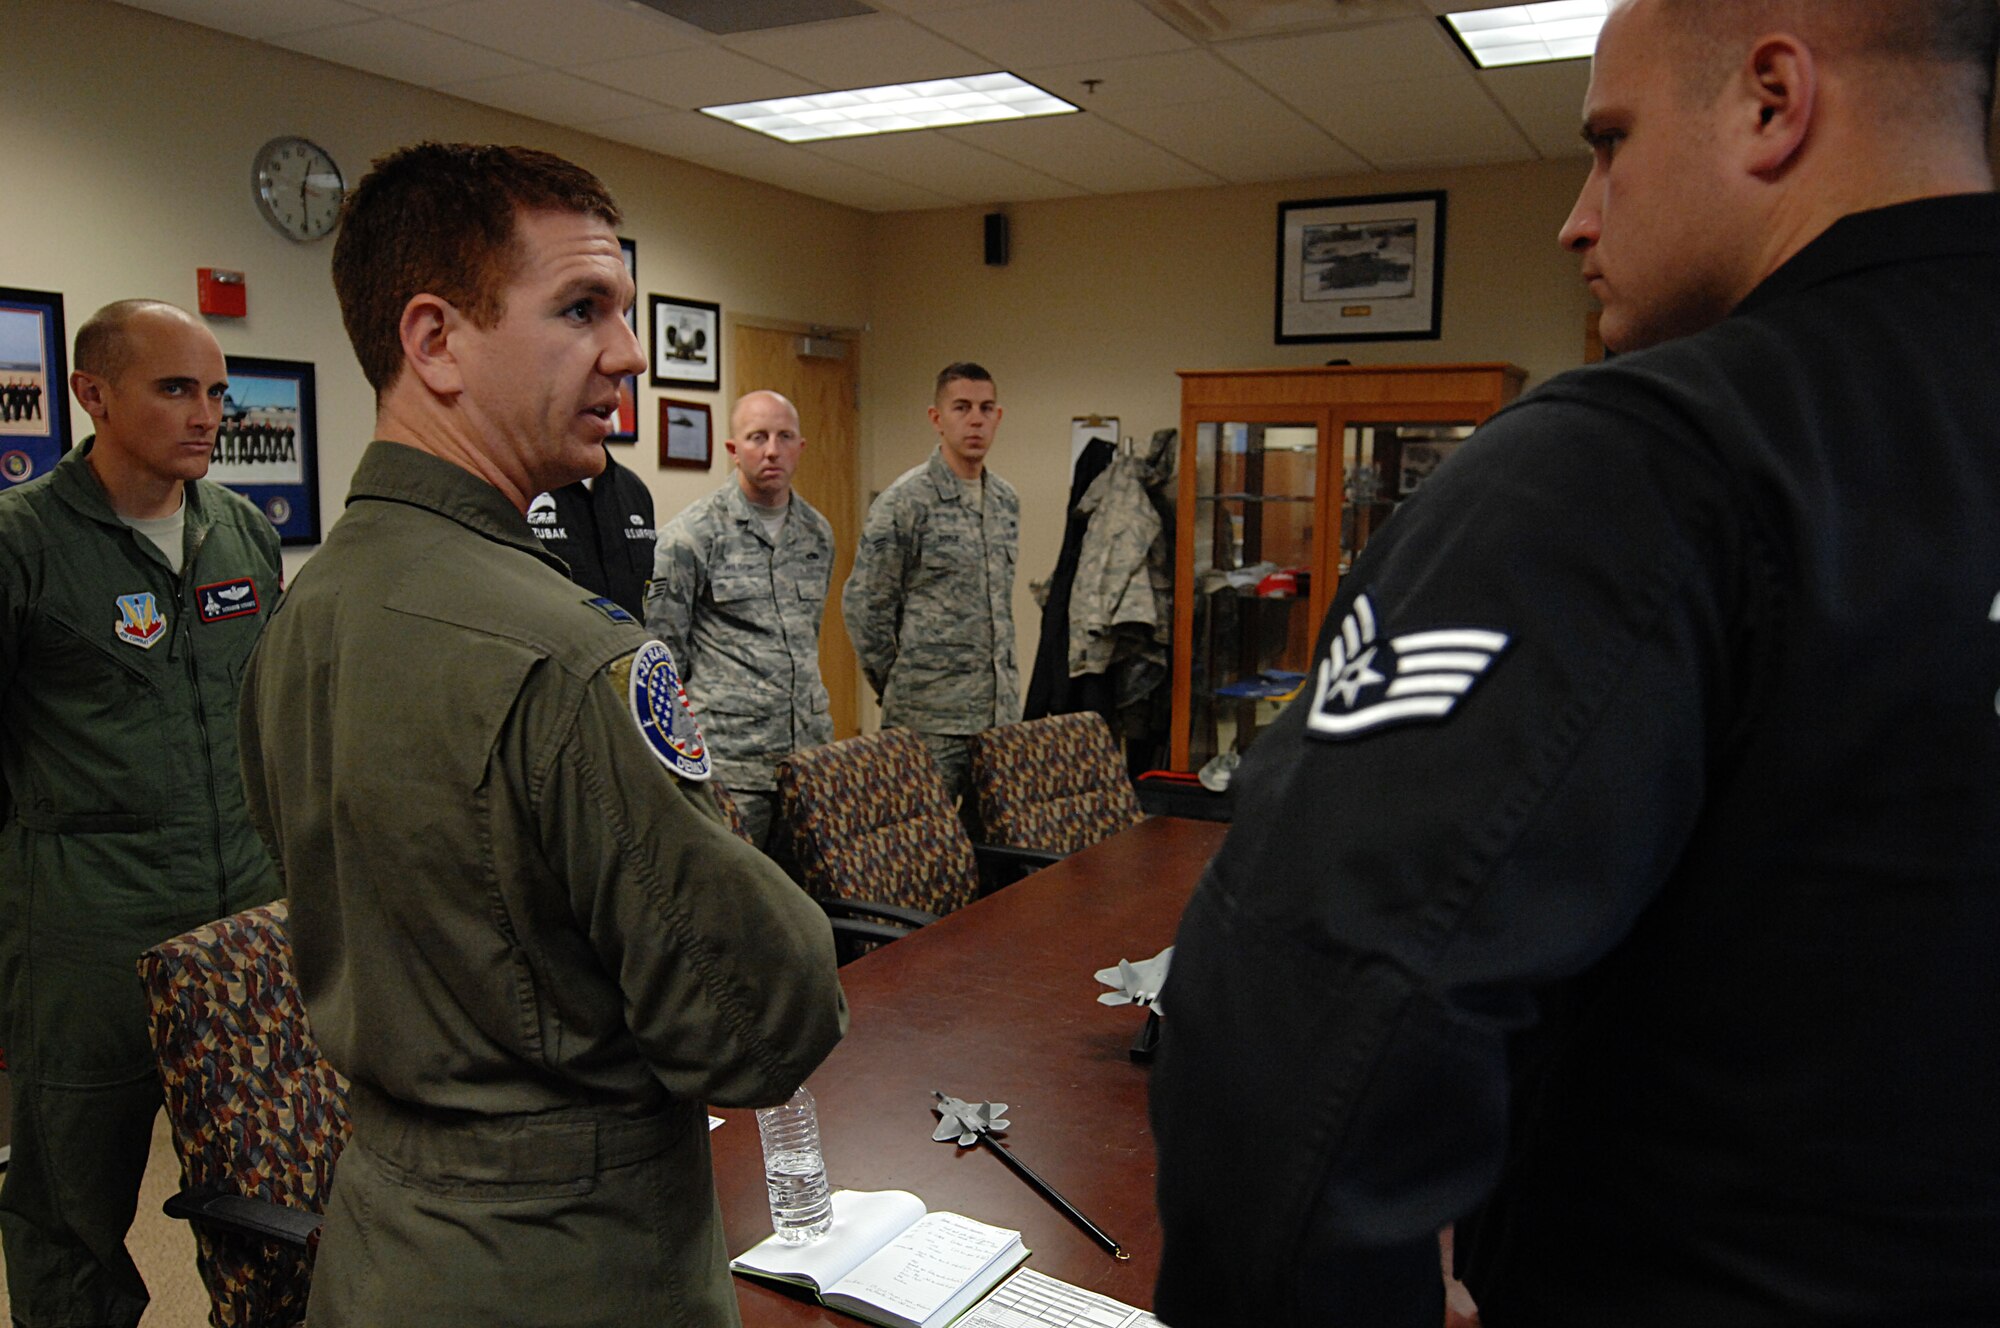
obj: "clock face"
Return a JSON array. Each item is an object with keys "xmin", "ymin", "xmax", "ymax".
[{"xmin": 254, "ymin": 136, "xmax": 344, "ymax": 242}]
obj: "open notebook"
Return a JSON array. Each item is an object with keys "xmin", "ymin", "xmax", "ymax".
[{"xmin": 731, "ymin": 1189, "xmax": 1029, "ymax": 1328}]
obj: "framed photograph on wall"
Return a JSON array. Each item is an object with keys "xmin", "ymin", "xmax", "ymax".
[
  {"xmin": 612, "ymin": 238, "xmax": 638, "ymax": 443},
  {"xmin": 659, "ymin": 397, "xmax": 711, "ymax": 470},
  {"xmin": 1276, "ymin": 191, "xmax": 1446, "ymax": 343},
  {"xmin": 216, "ymin": 355, "xmax": 322, "ymax": 546},
  {"xmin": 0, "ymin": 286, "xmax": 71, "ymax": 491},
  {"xmin": 650, "ymin": 294, "xmax": 720, "ymax": 391}
]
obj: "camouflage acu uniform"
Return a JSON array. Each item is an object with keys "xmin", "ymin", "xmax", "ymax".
[
  {"xmin": 645, "ymin": 481, "xmax": 835, "ymax": 805},
  {"xmin": 843, "ymin": 449, "xmax": 1020, "ymax": 800}
]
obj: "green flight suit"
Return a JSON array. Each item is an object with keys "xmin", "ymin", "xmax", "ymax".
[
  {"xmin": 238, "ymin": 442, "xmax": 846, "ymax": 1328},
  {"xmin": 0, "ymin": 440, "xmax": 283, "ymax": 1327}
]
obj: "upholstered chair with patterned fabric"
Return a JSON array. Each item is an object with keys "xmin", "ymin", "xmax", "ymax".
[
  {"xmin": 778, "ymin": 730, "xmax": 983, "ymax": 917},
  {"xmin": 969, "ymin": 712, "xmax": 1146, "ymax": 856},
  {"xmin": 138, "ymin": 900, "xmax": 351, "ymax": 1328},
  {"xmin": 707, "ymin": 781, "xmax": 753, "ymax": 843}
]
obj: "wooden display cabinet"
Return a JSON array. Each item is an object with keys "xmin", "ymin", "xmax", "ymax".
[{"xmin": 1171, "ymin": 363, "xmax": 1526, "ymax": 772}]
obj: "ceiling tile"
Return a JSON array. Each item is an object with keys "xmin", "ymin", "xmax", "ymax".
[
  {"xmin": 1290, "ymin": 75, "xmax": 1530, "ymax": 168},
  {"xmin": 1220, "ymin": 16, "xmax": 1465, "ymax": 89},
  {"xmin": 1481, "ymin": 59, "xmax": 1592, "ymax": 158},
  {"xmin": 865, "ymin": 0, "xmax": 1013, "ymax": 13},
  {"xmin": 342, "ymin": 0, "xmax": 464, "ymax": 12},
  {"xmin": 1019, "ymin": 49, "xmax": 1255, "ymax": 110},
  {"xmin": 109, "ymin": 0, "xmax": 377, "ymax": 39},
  {"xmin": 808, "ymin": 132, "xmax": 1078, "ymax": 203},
  {"xmin": 693, "ymin": 146, "xmax": 961, "ymax": 210},
  {"xmin": 922, "ymin": 0, "xmax": 1192, "ymax": 69},
  {"xmin": 1416, "ymin": 0, "xmax": 1528, "ymax": 13},
  {"xmin": 720, "ymin": 13, "xmax": 988, "ymax": 86},
  {"xmin": 594, "ymin": 106, "xmax": 814, "ymax": 158},
  {"xmin": 112, "ymin": 0, "xmax": 1576, "ymax": 213},
  {"xmin": 272, "ymin": 17, "xmax": 536, "ymax": 86},
  {"xmin": 442, "ymin": 69, "xmax": 668, "ymax": 126},
  {"xmin": 945, "ymin": 114, "xmax": 1223, "ymax": 194},
  {"xmin": 1141, "ymin": 0, "xmax": 1433, "ymax": 39},
  {"xmin": 1093, "ymin": 90, "xmax": 1366, "ymax": 184},
  {"xmin": 575, "ymin": 45, "xmax": 820, "ymax": 107},
  {"xmin": 405, "ymin": 0, "xmax": 700, "ymax": 66}
]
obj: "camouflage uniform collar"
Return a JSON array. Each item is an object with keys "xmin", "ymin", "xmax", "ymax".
[
  {"xmin": 49, "ymin": 434, "xmax": 215, "ymax": 532},
  {"xmin": 924, "ymin": 446, "xmax": 985, "ymax": 502},
  {"xmin": 722, "ymin": 476, "xmax": 792, "ymax": 535},
  {"xmin": 346, "ymin": 440, "xmax": 564, "ymax": 571}
]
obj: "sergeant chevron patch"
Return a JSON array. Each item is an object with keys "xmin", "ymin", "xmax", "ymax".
[{"xmin": 1305, "ymin": 593, "xmax": 1509, "ymax": 741}]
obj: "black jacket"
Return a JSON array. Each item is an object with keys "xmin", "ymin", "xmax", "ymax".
[
  {"xmin": 1152, "ymin": 193, "xmax": 2000, "ymax": 1327},
  {"xmin": 528, "ymin": 447, "xmax": 657, "ymax": 617}
]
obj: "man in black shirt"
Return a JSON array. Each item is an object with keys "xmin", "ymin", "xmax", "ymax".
[
  {"xmin": 1151, "ymin": 3, "xmax": 2000, "ymax": 1324},
  {"xmin": 527, "ymin": 443, "xmax": 657, "ymax": 617}
]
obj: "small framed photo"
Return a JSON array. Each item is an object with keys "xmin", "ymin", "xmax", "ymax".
[
  {"xmin": 216, "ymin": 355, "xmax": 322, "ymax": 546},
  {"xmin": 650, "ymin": 294, "xmax": 721, "ymax": 391},
  {"xmin": 1397, "ymin": 440, "xmax": 1456, "ymax": 496},
  {"xmin": 0, "ymin": 286, "xmax": 71, "ymax": 491},
  {"xmin": 1276, "ymin": 191, "xmax": 1446, "ymax": 343},
  {"xmin": 659, "ymin": 397, "xmax": 712, "ymax": 470},
  {"xmin": 611, "ymin": 238, "xmax": 638, "ymax": 443}
]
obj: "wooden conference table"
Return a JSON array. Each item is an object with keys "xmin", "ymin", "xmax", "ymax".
[{"xmin": 710, "ymin": 814, "xmax": 1230, "ymax": 1325}]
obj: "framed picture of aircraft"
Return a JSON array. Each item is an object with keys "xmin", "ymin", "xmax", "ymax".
[
  {"xmin": 611, "ymin": 238, "xmax": 638, "ymax": 443},
  {"xmin": 658, "ymin": 397, "xmax": 712, "ymax": 470},
  {"xmin": 1276, "ymin": 191, "xmax": 1446, "ymax": 343},
  {"xmin": 650, "ymin": 293, "xmax": 721, "ymax": 391}
]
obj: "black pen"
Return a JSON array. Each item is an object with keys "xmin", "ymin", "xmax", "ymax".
[{"xmin": 934, "ymin": 1091, "xmax": 1129, "ymax": 1261}]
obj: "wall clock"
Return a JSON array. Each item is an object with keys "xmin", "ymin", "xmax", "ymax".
[{"xmin": 253, "ymin": 136, "xmax": 344, "ymax": 242}]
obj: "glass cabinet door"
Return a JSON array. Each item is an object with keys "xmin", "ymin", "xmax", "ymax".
[
  {"xmin": 1187, "ymin": 419, "xmax": 1318, "ymax": 769},
  {"xmin": 1338, "ymin": 421, "xmax": 1477, "ymax": 572}
]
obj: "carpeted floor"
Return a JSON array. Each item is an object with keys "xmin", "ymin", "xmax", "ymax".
[{"xmin": 0, "ymin": 1112, "xmax": 215, "ymax": 1326}]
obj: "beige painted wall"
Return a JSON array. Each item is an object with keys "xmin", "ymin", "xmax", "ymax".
[
  {"xmin": 857, "ymin": 159, "xmax": 1599, "ymax": 724},
  {"xmin": 0, "ymin": 0, "xmax": 870, "ymax": 581},
  {"xmin": 5, "ymin": 0, "xmax": 1608, "ymax": 732}
]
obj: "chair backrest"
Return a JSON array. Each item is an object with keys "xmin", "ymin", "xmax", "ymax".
[
  {"xmin": 138, "ymin": 900, "xmax": 351, "ymax": 1328},
  {"xmin": 969, "ymin": 712, "xmax": 1145, "ymax": 855},
  {"xmin": 708, "ymin": 781, "xmax": 753, "ymax": 844},
  {"xmin": 778, "ymin": 730, "xmax": 983, "ymax": 915}
]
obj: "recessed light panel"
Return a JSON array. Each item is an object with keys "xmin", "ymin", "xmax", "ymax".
[
  {"xmin": 1442, "ymin": 2, "xmax": 1606, "ymax": 68},
  {"xmin": 701, "ymin": 73, "xmax": 1078, "ymax": 143}
]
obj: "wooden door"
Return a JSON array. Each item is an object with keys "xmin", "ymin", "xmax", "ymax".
[{"xmin": 731, "ymin": 324, "xmax": 862, "ymax": 739}]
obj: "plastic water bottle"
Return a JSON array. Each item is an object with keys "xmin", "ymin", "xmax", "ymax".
[{"xmin": 756, "ymin": 1086, "xmax": 833, "ymax": 1242}]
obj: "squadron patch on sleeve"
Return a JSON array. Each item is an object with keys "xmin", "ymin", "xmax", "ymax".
[
  {"xmin": 629, "ymin": 638, "xmax": 711, "ymax": 781},
  {"xmin": 1305, "ymin": 592, "xmax": 1509, "ymax": 741}
]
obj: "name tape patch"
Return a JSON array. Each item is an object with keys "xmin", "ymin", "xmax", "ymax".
[
  {"xmin": 196, "ymin": 577, "xmax": 261, "ymax": 624},
  {"xmin": 630, "ymin": 638, "xmax": 710, "ymax": 781},
  {"xmin": 1305, "ymin": 592, "xmax": 1509, "ymax": 741}
]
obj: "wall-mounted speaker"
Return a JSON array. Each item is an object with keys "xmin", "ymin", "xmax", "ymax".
[{"xmin": 983, "ymin": 212, "xmax": 1010, "ymax": 267}]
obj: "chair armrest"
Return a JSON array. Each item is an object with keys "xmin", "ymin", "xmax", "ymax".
[
  {"xmin": 821, "ymin": 897, "xmax": 939, "ymax": 929},
  {"xmin": 972, "ymin": 842, "xmax": 1065, "ymax": 895},
  {"xmin": 164, "ymin": 1187, "xmax": 323, "ymax": 1251}
]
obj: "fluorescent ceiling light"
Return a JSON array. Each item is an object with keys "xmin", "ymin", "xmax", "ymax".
[
  {"xmin": 701, "ymin": 73, "xmax": 1079, "ymax": 143},
  {"xmin": 1441, "ymin": 2, "xmax": 1606, "ymax": 68}
]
